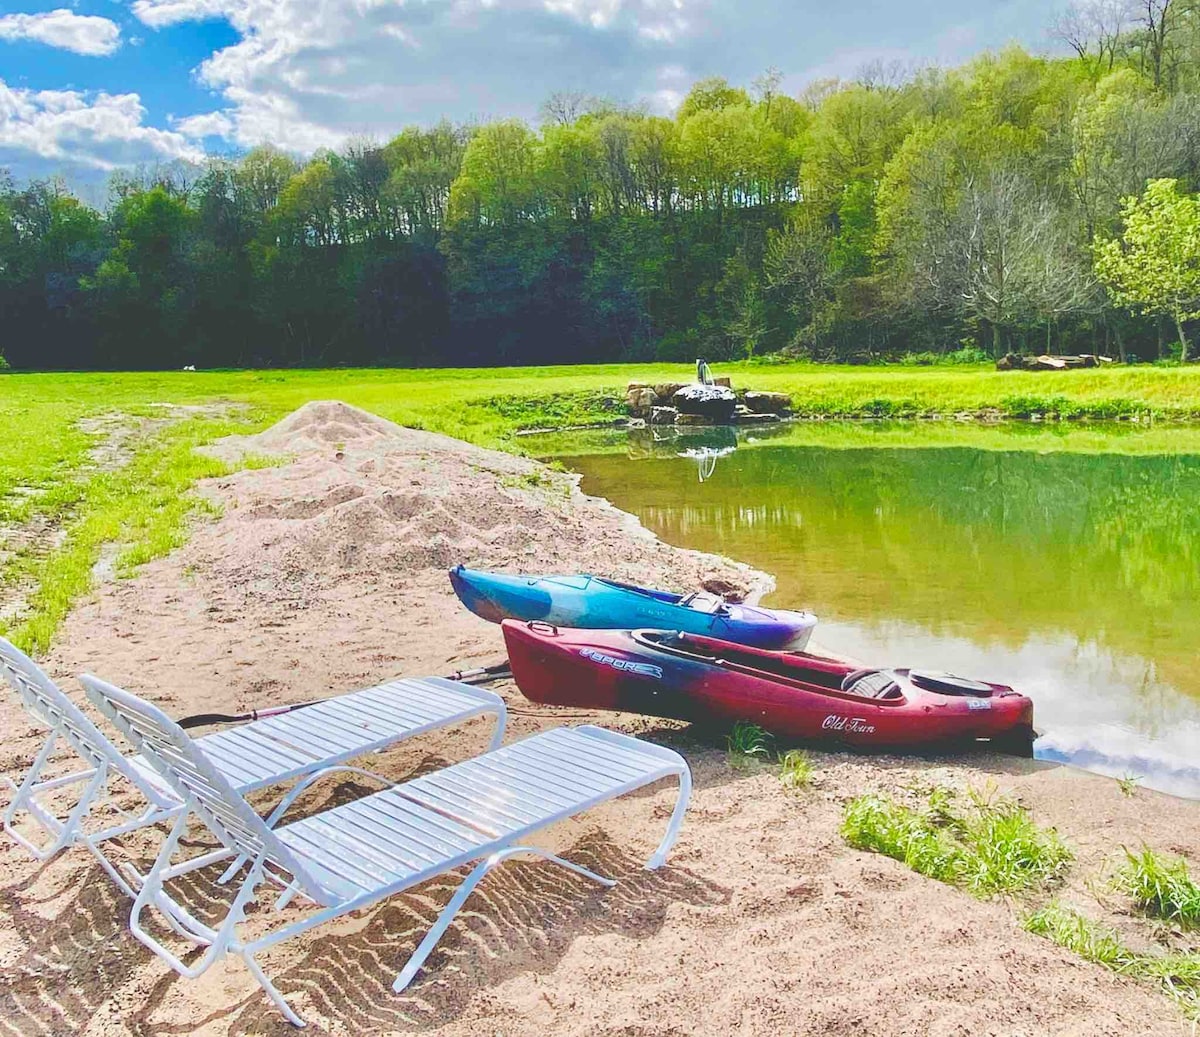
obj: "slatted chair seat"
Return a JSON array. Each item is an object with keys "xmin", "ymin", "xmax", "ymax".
[
  {"xmin": 0, "ymin": 636, "xmax": 505, "ymax": 899},
  {"xmin": 83, "ymin": 674, "xmax": 692, "ymax": 1028}
]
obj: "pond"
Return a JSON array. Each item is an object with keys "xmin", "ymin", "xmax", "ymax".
[{"xmin": 538, "ymin": 421, "xmax": 1200, "ymax": 799}]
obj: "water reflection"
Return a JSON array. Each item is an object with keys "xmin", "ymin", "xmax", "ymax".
[{"xmin": 552, "ymin": 424, "xmax": 1200, "ymax": 799}]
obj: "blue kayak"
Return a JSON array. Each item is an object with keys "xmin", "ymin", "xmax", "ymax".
[{"xmin": 449, "ymin": 565, "xmax": 818, "ymax": 650}]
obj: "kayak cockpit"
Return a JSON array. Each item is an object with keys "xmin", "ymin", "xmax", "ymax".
[{"xmin": 633, "ymin": 630, "xmax": 905, "ymax": 701}]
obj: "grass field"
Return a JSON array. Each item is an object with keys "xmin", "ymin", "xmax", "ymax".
[{"xmin": 4, "ymin": 360, "xmax": 1200, "ymax": 654}]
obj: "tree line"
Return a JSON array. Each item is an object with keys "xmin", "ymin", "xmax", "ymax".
[{"xmin": 4, "ymin": 0, "xmax": 1200, "ymax": 370}]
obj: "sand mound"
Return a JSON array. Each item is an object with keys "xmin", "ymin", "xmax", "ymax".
[
  {"xmin": 214, "ymin": 399, "xmax": 482, "ymax": 462},
  {"xmin": 200, "ymin": 401, "xmax": 764, "ymax": 611}
]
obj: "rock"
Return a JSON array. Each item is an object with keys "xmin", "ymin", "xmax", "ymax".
[
  {"xmin": 650, "ymin": 406, "xmax": 678, "ymax": 426},
  {"xmin": 713, "ymin": 376, "xmax": 732, "ymax": 388},
  {"xmin": 996, "ymin": 352, "xmax": 1116, "ymax": 371},
  {"xmin": 627, "ymin": 381, "xmax": 650, "ymax": 390},
  {"xmin": 626, "ymin": 387, "xmax": 660, "ymax": 417},
  {"xmin": 675, "ymin": 413, "xmax": 716, "ymax": 426},
  {"xmin": 733, "ymin": 406, "xmax": 780, "ymax": 424},
  {"xmin": 627, "ymin": 418, "xmax": 647, "ymax": 429},
  {"xmin": 653, "ymin": 382, "xmax": 685, "ymax": 400},
  {"xmin": 672, "ymin": 383, "xmax": 738, "ymax": 421},
  {"xmin": 743, "ymin": 391, "xmax": 793, "ymax": 414},
  {"xmin": 700, "ymin": 575, "xmax": 751, "ymax": 603}
]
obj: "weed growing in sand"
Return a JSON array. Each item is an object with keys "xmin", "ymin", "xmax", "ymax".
[
  {"xmin": 778, "ymin": 749, "xmax": 814, "ymax": 791},
  {"xmin": 1117, "ymin": 774, "xmax": 1141, "ymax": 796},
  {"xmin": 1116, "ymin": 847, "xmax": 1200, "ymax": 928},
  {"xmin": 841, "ymin": 786, "xmax": 1072, "ymax": 898},
  {"xmin": 727, "ymin": 721, "xmax": 773, "ymax": 769},
  {"xmin": 1024, "ymin": 903, "xmax": 1200, "ymax": 1019}
]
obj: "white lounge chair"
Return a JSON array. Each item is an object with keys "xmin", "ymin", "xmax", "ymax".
[
  {"xmin": 83, "ymin": 673, "xmax": 692, "ymax": 1027},
  {"xmin": 0, "ymin": 635, "xmax": 506, "ymax": 898}
]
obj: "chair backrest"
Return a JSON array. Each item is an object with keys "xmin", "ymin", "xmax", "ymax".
[
  {"xmin": 0, "ymin": 636, "xmax": 176, "ymax": 808},
  {"xmin": 81, "ymin": 673, "xmax": 325, "ymax": 897}
]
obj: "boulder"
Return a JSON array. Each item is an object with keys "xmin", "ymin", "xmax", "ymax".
[
  {"xmin": 713, "ymin": 376, "xmax": 732, "ymax": 388},
  {"xmin": 672, "ymin": 383, "xmax": 738, "ymax": 421},
  {"xmin": 650, "ymin": 406, "xmax": 679, "ymax": 425},
  {"xmin": 675, "ymin": 413, "xmax": 717, "ymax": 426},
  {"xmin": 625, "ymin": 387, "xmax": 660, "ymax": 417},
  {"xmin": 627, "ymin": 417, "xmax": 647, "ymax": 429},
  {"xmin": 627, "ymin": 381, "xmax": 651, "ymax": 390},
  {"xmin": 742, "ymin": 390, "xmax": 793, "ymax": 414},
  {"xmin": 653, "ymin": 382, "xmax": 686, "ymax": 400},
  {"xmin": 995, "ymin": 352, "xmax": 1116, "ymax": 371},
  {"xmin": 733, "ymin": 405, "xmax": 780, "ymax": 424}
]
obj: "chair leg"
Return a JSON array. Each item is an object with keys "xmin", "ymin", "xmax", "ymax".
[
  {"xmin": 647, "ymin": 767, "xmax": 692, "ymax": 870},
  {"xmin": 3, "ymin": 732, "xmax": 76, "ymax": 859},
  {"xmin": 392, "ymin": 845, "xmax": 615, "ymax": 994},
  {"xmin": 243, "ymin": 951, "xmax": 307, "ymax": 1028}
]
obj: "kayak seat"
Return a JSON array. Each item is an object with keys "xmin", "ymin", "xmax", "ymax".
[
  {"xmin": 841, "ymin": 669, "xmax": 902, "ymax": 700},
  {"xmin": 679, "ymin": 592, "xmax": 726, "ymax": 615}
]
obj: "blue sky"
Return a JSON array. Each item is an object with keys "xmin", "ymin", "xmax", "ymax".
[{"xmin": 0, "ymin": 0, "xmax": 1058, "ymax": 191}]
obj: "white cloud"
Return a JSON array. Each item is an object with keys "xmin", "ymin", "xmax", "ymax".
[
  {"xmin": 0, "ymin": 79, "xmax": 204, "ymax": 172},
  {"xmin": 0, "ymin": 9, "xmax": 121, "ymax": 56},
  {"xmin": 171, "ymin": 110, "xmax": 235, "ymax": 139},
  {"xmin": 129, "ymin": 0, "xmax": 704, "ymax": 150}
]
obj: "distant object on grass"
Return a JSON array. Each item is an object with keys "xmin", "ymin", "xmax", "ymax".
[
  {"xmin": 627, "ymin": 358, "xmax": 788, "ymax": 427},
  {"xmin": 996, "ymin": 353, "xmax": 1116, "ymax": 371},
  {"xmin": 182, "ymin": 365, "xmax": 196, "ymax": 371}
]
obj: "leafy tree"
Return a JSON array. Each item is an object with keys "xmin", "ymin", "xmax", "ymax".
[{"xmin": 1095, "ymin": 177, "xmax": 1200, "ymax": 359}]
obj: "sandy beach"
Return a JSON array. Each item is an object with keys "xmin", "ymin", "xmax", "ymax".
[{"xmin": 1, "ymin": 401, "xmax": 1197, "ymax": 1037}]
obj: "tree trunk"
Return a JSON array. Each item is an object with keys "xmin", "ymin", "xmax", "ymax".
[
  {"xmin": 1175, "ymin": 312, "xmax": 1190, "ymax": 363},
  {"xmin": 1113, "ymin": 320, "xmax": 1127, "ymax": 364},
  {"xmin": 992, "ymin": 322, "xmax": 1003, "ymax": 357}
]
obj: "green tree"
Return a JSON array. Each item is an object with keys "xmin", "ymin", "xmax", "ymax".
[{"xmin": 1095, "ymin": 177, "xmax": 1200, "ymax": 360}]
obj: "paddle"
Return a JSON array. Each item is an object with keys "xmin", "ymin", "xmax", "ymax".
[{"xmin": 177, "ymin": 661, "xmax": 513, "ymax": 729}]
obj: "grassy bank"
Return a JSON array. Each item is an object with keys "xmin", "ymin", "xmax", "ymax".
[{"xmin": 4, "ymin": 361, "xmax": 1200, "ymax": 653}]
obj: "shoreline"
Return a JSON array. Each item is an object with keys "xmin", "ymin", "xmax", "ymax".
[{"xmin": 1, "ymin": 401, "xmax": 1196, "ymax": 1035}]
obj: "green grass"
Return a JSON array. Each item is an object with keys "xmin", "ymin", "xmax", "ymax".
[
  {"xmin": 726, "ymin": 721, "xmax": 773, "ymax": 768},
  {"xmin": 4, "ymin": 360, "xmax": 1200, "ymax": 655},
  {"xmin": 1025, "ymin": 904, "xmax": 1200, "ymax": 1019},
  {"xmin": 1117, "ymin": 847, "xmax": 1200, "ymax": 928},
  {"xmin": 841, "ymin": 787, "xmax": 1073, "ymax": 898},
  {"xmin": 1117, "ymin": 774, "xmax": 1142, "ymax": 797},
  {"xmin": 778, "ymin": 749, "xmax": 815, "ymax": 791}
]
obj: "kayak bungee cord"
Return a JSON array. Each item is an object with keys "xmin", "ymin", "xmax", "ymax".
[{"xmin": 177, "ymin": 660, "xmax": 514, "ymax": 729}]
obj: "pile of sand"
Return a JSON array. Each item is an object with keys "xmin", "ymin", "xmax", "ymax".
[
  {"xmin": 200, "ymin": 401, "xmax": 765, "ymax": 611},
  {"xmin": 0, "ymin": 401, "xmax": 1196, "ymax": 1037}
]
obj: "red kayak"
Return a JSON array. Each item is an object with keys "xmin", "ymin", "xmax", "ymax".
[{"xmin": 502, "ymin": 621, "xmax": 1035, "ymax": 750}]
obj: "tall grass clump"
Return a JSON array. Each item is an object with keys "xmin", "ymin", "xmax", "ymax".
[
  {"xmin": 726, "ymin": 721, "xmax": 773, "ymax": 769},
  {"xmin": 778, "ymin": 749, "xmax": 815, "ymax": 791},
  {"xmin": 1117, "ymin": 847, "xmax": 1200, "ymax": 928},
  {"xmin": 1025, "ymin": 904, "xmax": 1200, "ymax": 1019},
  {"xmin": 842, "ymin": 787, "xmax": 1072, "ymax": 898}
]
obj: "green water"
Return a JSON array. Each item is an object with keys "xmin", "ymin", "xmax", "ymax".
[{"xmin": 546, "ymin": 423, "xmax": 1200, "ymax": 798}]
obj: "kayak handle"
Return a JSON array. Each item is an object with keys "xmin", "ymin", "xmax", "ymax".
[{"xmin": 528, "ymin": 621, "xmax": 560, "ymax": 635}]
